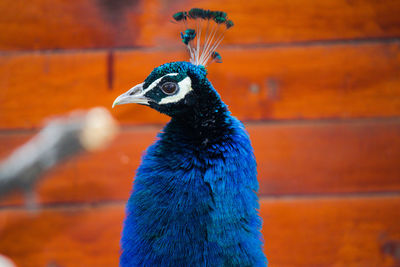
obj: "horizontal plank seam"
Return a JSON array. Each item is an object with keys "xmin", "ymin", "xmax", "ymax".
[
  {"xmin": 1, "ymin": 117, "xmax": 400, "ymax": 135},
  {"xmin": 259, "ymin": 191, "xmax": 400, "ymax": 201},
  {"xmin": 0, "ymin": 200, "xmax": 126, "ymax": 212},
  {"xmin": 221, "ymin": 37, "xmax": 400, "ymax": 51},
  {"xmin": 243, "ymin": 117, "xmax": 400, "ymax": 127},
  {"xmin": 0, "ymin": 37, "xmax": 399, "ymax": 56},
  {"xmin": 0, "ymin": 191, "xmax": 399, "ymax": 212}
]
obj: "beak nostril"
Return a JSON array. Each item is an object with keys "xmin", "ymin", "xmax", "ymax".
[{"xmin": 129, "ymin": 86, "xmax": 142, "ymax": 96}]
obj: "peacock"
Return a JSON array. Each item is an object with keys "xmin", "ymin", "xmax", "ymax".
[{"xmin": 113, "ymin": 8, "xmax": 267, "ymax": 267}]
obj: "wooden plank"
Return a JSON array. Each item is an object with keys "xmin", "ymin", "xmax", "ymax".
[
  {"xmin": 0, "ymin": 0, "xmax": 143, "ymax": 50},
  {"xmin": 0, "ymin": 51, "xmax": 172, "ymax": 129},
  {"xmin": 207, "ymin": 43, "xmax": 400, "ymax": 120},
  {"xmin": 0, "ymin": 197, "xmax": 399, "ymax": 266},
  {"xmin": 260, "ymin": 196, "xmax": 400, "ymax": 266},
  {"xmin": 1, "ymin": 120, "xmax": 399, "ymax": 205},
  {"xmin": 1, "ymin": 43, "xmax": 400, "ymax": 129},
  {"xmin": 139, "ymin": 0, "xmax": 400, "ymax": 47},
  {"xmin": 249, "ymin": 120, "xmax": 400, "ymax": 195},
  {"xmin": 1, "ymin": 0, "xmax": 400, "ymax": 50},
  {"xmin": 0, "ymin": 204, "xmax": 124, "ymax": 267}
]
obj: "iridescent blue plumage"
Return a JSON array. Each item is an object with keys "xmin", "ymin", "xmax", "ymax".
[
  {"xmin": 119, "ymin": 62, "xmax": 267, "ymax": 266},
  {"xmin": 112, "ymin": 8, "xmax": 267, "ymax": 266}
]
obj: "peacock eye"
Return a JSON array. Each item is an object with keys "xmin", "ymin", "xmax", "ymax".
[{"xmin": 161, "ymin": 82, "xmax": 178, "ymax": 95}]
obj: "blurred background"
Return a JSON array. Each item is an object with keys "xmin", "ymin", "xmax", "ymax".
[{"xmin": 1, "ymin": 0, "xmax": 400, "ymax": 266}]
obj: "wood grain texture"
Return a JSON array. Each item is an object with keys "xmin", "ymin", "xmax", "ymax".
[
  {"xmin": 249, "ymin": 119, "xmax": 400, "ymax": 196},
  {"xmin": 209, "ymin": 43, "xmax": 400, "ymax": 121},
  {"xmin": 1, "ymin": 2, "xmax": 399, "ymax": 267},
  {"xmin": 1, "ymin": 43, "xmax": 400, "ymax": 129},
  {"xmin": 0, "ymin": 0, "xmax": 142, "ymax": 50},
  {"xmin": 0, "ymin": 197, "xmax": 399, "ymax": 266},
  {"xmin": 0, "ymin": 51, "xmax": 173, "ymax": 129},
  {"xmin": 1, "ymin": 119, "xmax": 399, "ymax": 205},
  {"xmin": 138, "ymin": 0, "xmax": 400, "ymax": 47},
  {"xmin": 1, "ymin": 0, "xmax": 400, "ymax": 50},
  {"xmin": 260, "ymin": 196, "xmax": 400, "ymax": 266},
  {"xmin": 0, "ymin": 204, "xmax": 124, "ymax": 267}
]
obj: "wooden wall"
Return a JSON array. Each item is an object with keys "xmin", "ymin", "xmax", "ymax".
[{"xmin": 1, "ymin": 0, "xmax": 400, "ymax": 266}]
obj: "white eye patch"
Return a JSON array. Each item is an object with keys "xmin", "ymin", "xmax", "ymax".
[
  {"xmin": 159, "ymin": 76, "xmax": 192, "ymax": 105},
  {"xmin": 142, "ymin": 73, "xmax": 179, "ymax": 95}
]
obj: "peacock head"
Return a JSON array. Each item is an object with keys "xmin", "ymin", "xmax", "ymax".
[
  {"xmin": 112, "ymin": 61, "xmax": 216, "ymax": 117},
  {"xmin": 112, "ymin": 8, "xmax": 233, "ymax": 119}
]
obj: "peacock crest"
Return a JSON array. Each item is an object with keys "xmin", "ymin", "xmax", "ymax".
[{"xmin": 172, "ymin": 8, "xmax": 234, "ymax": 66}]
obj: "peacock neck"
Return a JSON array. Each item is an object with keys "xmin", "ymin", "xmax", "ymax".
[{"xmin": 169, "ymin": 88, "xmax": 232, "ymax": 142}]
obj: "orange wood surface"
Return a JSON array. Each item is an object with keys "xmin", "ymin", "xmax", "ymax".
[
  {"xmin": 0, "ymin": 204, "xmax": 123, "ymax": 267},
  {"xmin": 249, "ymin": 120, "xmax": 400, "ymax": 196},
  {"xmin": 1, "ymin": 1, "xmax": 399, "ymax": 266},
  {"xmin": 1, "ymin": 119, "xmax": 399, "ymax": 205},
  {"xmin": 0, "ymin": 0, "xmax": 142, "ymax": 50},
  {"xmin": 138, "ymin": 0, "xmax": 400, "ymax": 47},
  {"xmin": 260, "ymin": 196, "xmax": 400, "ymax": 266},
  {"xmin": 1, "ymin": 0, "xmax": 400, "ymax": 50},
  {"xmin": 0, "ymin": 197, "xmax": 399, "ymax": 267},
  {"xmin": 1, "ymin": 43, "xmax": 400, "ymax": 129}
]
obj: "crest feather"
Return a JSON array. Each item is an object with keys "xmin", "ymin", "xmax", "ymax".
[{"xmin": 172, "ymin": 8, "xmax": 234, "ymax": 66}]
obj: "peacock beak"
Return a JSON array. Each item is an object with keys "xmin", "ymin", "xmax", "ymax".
[{"xmin": 112, "ymin": 83, "xmax": 149, "ymax": 108}]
